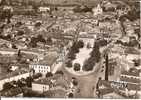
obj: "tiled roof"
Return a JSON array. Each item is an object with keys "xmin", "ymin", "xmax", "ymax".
[
  {"xmin": 33, "ymin": 78, "xmax": 52, "ymax": 85},
  {"xmin": 124, "ymin": 47, "xmax": 140, "ymax": 55},
  {"xmin": 99, "ymin": 88, "xmax": 114, "ymax": 95},
  {"xmin": 120, "ymin": 77, "xmax": 140, "ymax": 84},
  {"xmin": 121, "ymin": 70, "xmax": 140, "ymax": 77},
  {"xmin": 43, "ymin": 89, "xmax": 66, "ymax": 97},
  {"xmin": 0, "ymin": 69, "xmax": 28, "ymax": 80},
  {"xmin": 33, "ymin": 74, "xmax": 69, "ymax": 89},
  {"xmin": 99, "ymin": 80, "xmax": 141, "ymax": 92},
  {"xmin": 30, "ymin": 53, "xmax": 58, "ymax": 66}
]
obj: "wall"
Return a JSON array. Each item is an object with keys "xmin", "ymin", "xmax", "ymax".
[{"xmin": 32, "ymin": 83, "xmax": 49, "ymax": 93}]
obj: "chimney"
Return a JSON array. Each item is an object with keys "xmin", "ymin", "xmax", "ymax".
[{"xmin": 105, "ymin": 53, "xmax": 109, "ymax": 81}]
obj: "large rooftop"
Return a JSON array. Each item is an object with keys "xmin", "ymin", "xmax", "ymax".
[
  {"xmin": 0, "ymin": 69, "xmax": 28, "ymax": 80},
  {"xmin": 30, "ymin": 52, "xmax": 58, "ymax": 66},
  {"xmin": 33, "ymin": 74, "xmax": 69, "ymax": 88}
]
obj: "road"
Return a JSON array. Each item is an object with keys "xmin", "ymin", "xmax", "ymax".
[
  {"xmin": 62, "ymin": 58, "xmax": 104, "ymax": 98},
  {"xmin": 52, "ymin": 62, "xmax": 63, "ymax": 74},
  {"xmin": 59, "ymin": 38, "xmax": 119, "ymax": 98}
]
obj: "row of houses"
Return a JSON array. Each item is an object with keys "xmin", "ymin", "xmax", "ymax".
[
  {"xmin": 97, "ymin": 66, "xmax": 141, "ymax": 98},
  {"xmin": 0, "ymin": 69, "xmax": 30, "ymax": 91},
  {"xmin": 32, "ymin": 74, "xmax": 69, "ymax": 93}
]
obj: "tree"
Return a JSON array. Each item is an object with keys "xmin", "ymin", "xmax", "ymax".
[
  {"xmin": 82, "ymin": 58, "xmax": 95, "ymax": 71},
  {"xmin": 72, "ymin": 80, "xmax": 78, "ymax": 86},
  {"xmin": 37, "ymin": 34, "xmax": 46, "ymax": 43},
  {"xmin": 12, "ymin": 44, "xmax": 17, "ymax": 49},
  {"xmin": 7, "ymin": 67, "xmax": 12, "ymax": 73},
  {"xmin": 73, "ymin": 63, "xmax": 81, "ymax": 71},
  {"xmin": 33, "ymin": 73, "xmax": 42, "ymax": 79},
  {"xmin": 32, "ymin": 4, "xmax": 39, "ymax": 13},
  {"xmin": 0, "ymin": 0, "xmax": 7, "ymax": 5},
  {"xmin": 73, "ymin": 5, "xmax": 92, "ymax": 13},
  {"xmin": 46, "ymin": 72, "xmax": 53, "ymax": 78},
  {"xmin": 17, "ymin": 49, "xmax": 21, "ymax": 57},
  {"xmin": 71, "ymin": 42, "xmax": 80, "ymax": 53},
  {"xmin": 29, "ymin": 37, "xmax": 38, "ymax": 48},
  {"xmin": 55, "ymin": 70, "xmax": 64, "ymax": 75},
  {"xmin": 68, "ymin": 93, "xmax": 74, "ymax": 98},
  {"xmin": 133, "ymin": 59, "xmax": 140, "ymax": 66},
  {"xmin": 3, "ymin": 82, "xmax": 14, "ymax": 90},
  {"xmin": 35, "ymin": 22, "xmax": 41, "ymax": 27},
  {"xmin": 98, "ymin": 39, "xmax": 108, "ymax": 47},
  {"xmin": 26, "ymin": 77, "xmax": 33, "ymax": 87},
  {"xmin": 68, "ymin": 52, "xmax": 76, "ymax": 60},
  {"xmin": 91, "ymin": 42, "xmax": 101, "ymax": 62},
  {"xmin": 134, "ymin": 28, "xmax": 140, "ymax": 40},
  {"xmin": 77, "ymin": 40, "xmax": 84, "ymax": 48},
  {"xmin": 11, "ymin": 80, "xmax": 17, "ymax": 85},
  {"xmin": 87, "ymin": 43, "xmax": 91, "ymax": 49},
  {"xmin": 16, "ymin": 80, "xmax": 25, "ymax": 87},
  {"xmin": 65, "ymin": 60, "xmax": 73, "ymax": 68},
  {"xmin": 46, "ymin": 37, "xmax": 52, "ymax": 45},
  {"xmin": 17, "ymin": 30, "xmax": 24, "ymax": 36}
]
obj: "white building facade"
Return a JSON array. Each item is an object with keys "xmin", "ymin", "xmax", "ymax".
[
  {"xmin": 32, "ymin": 82, "xmax": 50, "ymax": 93},
  {"xmin": 92, "ymin": 4, "xmax": 103, "ymax": 16},
  {"xmin": 29, "ymin": 64, "xmax": 51, "ymax": 75}
]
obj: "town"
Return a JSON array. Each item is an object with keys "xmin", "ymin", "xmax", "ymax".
[{"xmin": 0, "ymin": 0, "xmax": 140, "ymax": 99}]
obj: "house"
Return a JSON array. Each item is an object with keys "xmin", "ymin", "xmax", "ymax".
[
  {"xmin": 96, "ymin": 80, "xmax": 125, "ymax": 98},
  {"xmin": 38, "ymin": 7, "xmax": 50, "ymax": 13},
  {"xmin": 3, "ymin": 5, "xmax": 13, "ymax": 13},
  {"xmin": 96, "ymin": 79, "xmax": 138, "ymax": 98},
  {"xmin": 0, "ymin": 69, "xmax": 30, "ymax": 91},
  {"xmin": 120, "ymin": 67, "xmax": 141, "ymax": 91},
  {"xmin": 32, "ymin": 78, "xmax": 52, "ymax": 93},
  {"xmin": 29, "ymin": 53, "xmax": 58, "ymax": 75},
  {"xmin": 103, "ymin": 92, "xmax": 125, "ymax": 99},
  {"xmin": 0, "ymin": 54, "xmax": 17, "ymax": 64},
  {"xmin": 43, "ymin": 89, "xmax": 66, "ymax": 98},
  {"xmin": 32, "ymin": 74, "xmax": 69, "ymax": 93},
  {"xmin": 92, "ymin": 4, "xmax": 103, "ymax": 16},
  {"xmin": 103, "ymin": 2, "xmax": 117, "ymax": 12},
  {"xmin": 78, "ymin": 33, "xmax": 96, "ymax": 48}
]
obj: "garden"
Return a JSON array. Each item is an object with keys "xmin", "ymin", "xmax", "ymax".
[{"xmin": 65, "ymin": 39, "xmax": 102, "ymax": 75}]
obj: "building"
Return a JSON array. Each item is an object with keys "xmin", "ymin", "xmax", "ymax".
[
  {"xmin": 38, "ymin": 6, "xmax": 50, "ymax": 13},
  {"xmin": 29, "ymin": 62, "xmax": 51, "ymax": 75},
  {"xmin": 32, "ymin": 74, "xmax": 69, "ymax": 93},
  {"xmin": 0, "ymin": 69, "xmax": 30, "ymax": 90},
  {"xmin": 120, "ymin": 67, "xmax": 141, "ymax": 91},
  {"xmin": 78, "ymin": 32, "xmax": 96, "ymax": 48},
  {"xmin": 97, "ymin": 66, "xmax": 141, "ymax": 98},
  {"xmin": 29, "ymin": 53, "xmax": 58, "ymax": 75},
  {"xmin": 92, "ymin": 4, "xmax": 103, "ymax": 16},
  {"xmin": 32, "ymin": 78, "xmax": 52, "ymax": 93}
]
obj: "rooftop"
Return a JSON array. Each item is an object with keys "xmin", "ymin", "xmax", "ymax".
[
  {"xmin": 43, "ymin": 89, "xmax": 66, "ymax": 97},
  {"xmin": 120, "ymin": 77, "xmax": 140, "ymax": 84},
  {"xmin": 121, "ymin": 68, "xmax": 140, "ymax": 77},
  {"xmin": 30, "ymin": 52, "xmax": 58, "ymax": 66},
  {"xmin": 33, "ymin": 78, "xmax": 52, "ymax": 85},
  {"xmin": 33, "ymin": 74, "xmax": 69, "ymax": 88},
  {"xmin": 0, "ymin": 69, "xmax": 28, "ymax": 80},
  {"xmin": 124, "ymin": 47, "xmax": 140, "ymax": 55},
  {"xmin": 99, "ymin": 88, "xmax": 114, "ymax": 95}
]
